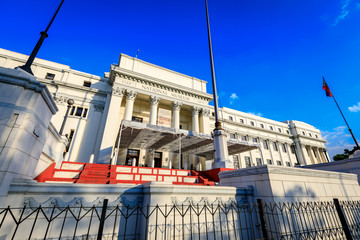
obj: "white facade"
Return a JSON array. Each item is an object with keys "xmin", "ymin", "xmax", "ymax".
[{"xmin": 0, "ymin": 48, "xmax": 329, "ymax": 171}]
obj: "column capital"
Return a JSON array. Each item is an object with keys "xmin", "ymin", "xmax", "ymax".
[
  {"xmin": 200, "ymin": 108, "xmax": 211, "ymax": 116},
  {"xmin": 126, "ymin": 90, "xmax": 137, "ymax": 100},
  {"xmin": 150, "ymin": 96, "xmax": 160, "ymax": 105},
  {"xmin": 172, "ymin": 102, "xmax": 182, "ymax": 111},
  {"xmin": 112, "ymin": 87, "xmax": 125, "ymax": 97},
  {"xmin": 191, "ymin": 107, "xmax": 200, "ymax": 115}
]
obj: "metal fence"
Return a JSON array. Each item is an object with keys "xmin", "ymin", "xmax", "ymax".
[{"xmin": 0, "ymin": 198, "xmax": 359, "ymax": 239}]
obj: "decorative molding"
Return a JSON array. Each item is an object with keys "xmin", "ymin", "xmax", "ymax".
[
  {"xmin": 150, "ymin": 96, "xmax": 160, "ymax": 105},
  {"xmin": 24, "ymin": 196, "xmax": 143, "ymax": 211},
  {"xmin": 53, "ymin": 94, "xmax": 68, "ymax": 105},
  {"xmin": 171, "ymin": 197, "xmax": 236, "ymax": 207},
  {"xmin": 94, "ymin": 104, "xmax": 105, "ymax": 112},
  {"xmin": 200, "ymin": 108, "xmax": 211, "ymax": 116},
  {"xmin": 191, "ymin": 107, "xmax": 200, "ymax": 115},
  {"xmin": 112, "ymin": 87, "xmax": 125, "ymax": 97},
  {"xmin": 126, "ymin": 90, "xmax": 137, "ymax": 100},
  {"xmin": 172, "ymin": 102, "xmax": 182, "ymax": 111}
]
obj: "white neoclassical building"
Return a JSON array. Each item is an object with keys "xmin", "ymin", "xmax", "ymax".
[{"xmin": 0, "ymin": 48, "xmax": 330, "ymax": 171}]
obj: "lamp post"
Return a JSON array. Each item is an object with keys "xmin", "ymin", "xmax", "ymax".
[{"xmin": 59, "ymin": 99, "xmax": 74, "ymax": 135}]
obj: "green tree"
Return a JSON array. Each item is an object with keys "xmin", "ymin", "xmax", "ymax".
[{"xmin": 333, "ymin": 147, "xmax": 357, "ymax": 161}]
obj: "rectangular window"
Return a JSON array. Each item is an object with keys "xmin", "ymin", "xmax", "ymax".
[
  {"xmin": 241, "ymin": 136, "xmax": 248, "ymax": 141},
  {"xmin": 83, "ymin": 81, "xmax": 91, "ymax": 87},
  {"xmin": 273, "ymin": 142, "xmax": 278, "ymax": 151},
  {"xmin": 245, "ymin": 156, "xmax": 251, "ymax": 168},
  {"xmin": 291, "ymin": 145, "xmax": 296, "ymax": 154},
  {"xmin": 253, "ymin": 137, "xmax": 258, "ymax": 143},
  {"xmin": 286, "ymin": 130, "xmax": 290, "ymax": 134},
  {"xmin": 263, "ymin": 140, "xmax": 269, "ymax": 149},
  {"xmin": 269, "ymin": 126, "xmax": 273, "ymax": 130},
  {"xmin": 82, "ymin": 108, "xmax": 88, "ymax": 118},
  {"xmin": 286, "ymin": 162, "xmax": 291, "ymax": 167},
  {"xmin": 282, "ymin": 143, "xmax": 287, "ymax": 153},
  {"xmin": 267, "ymin": 159, "xmax": 273, "ymax": 165},
  {"xmin": 70, "ymin": 106, "xmax": 76, "ymax": 115},
  {"xmin": 229, "ymin": 116, "xmax": 233, "ymax": 121},
  {"xmin": 277, "ymin": 160, "xmax": 282, "ymax": 166},
  {"xmin": 233, "ymin": 155, "xmax": 240, "ymax": 169},
  {"xmin": 260, "ymin": 124, "xmax": 264, "ymax": 128},
  {"xmin": 230, "ymin": 133, "xmax": 236, "ymax": 139},
  {"xmin": 132, "ymin": 116, "xmax": 143, "ymax": 123},
  {"xmin": 65, "ymin": 129, "xmax": 75, "ymax": 152},
  {"xmin": 302, "ymin": 131, "xmax": 306, "ymax": 135},
  {"xmin": 45, "ymin": 73, "xmax": 55, "ymax": 80},
  {"xmin": 250, "ymin": 121, "xmax": 255, "ymax": 126},
  {"xmin": 315, "ymin": 134, "xmax": 318, "ymax": 138},
  {"xmin": 240, "ymin": 119, "xmax": 244, "ymax": 124},
  {"xmin": 309, "ymin": 133, "xmax": 312, "ymax": 137},
  {"xmin": 256, "ymin": 158, "xmax": 262, "ymax": 166},
  {"xmin": 75, "ymin": 107, "xmax": 83, "ymax": 117},
  {"xmin": 278, "ymin": 128, "xmax": 282, "ymax": 133}
]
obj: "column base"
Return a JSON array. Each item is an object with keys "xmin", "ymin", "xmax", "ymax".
[{"xmin": 212, "ymin": 160, "xmax": 234, "ymax": 169}]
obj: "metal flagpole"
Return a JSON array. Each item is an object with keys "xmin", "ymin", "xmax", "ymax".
[
  {"xmin": 332, "ymin": 96, "xmax": 360, "ymax": 149},
  {"xmin": 19, "ymin": 0, "xmax": 65, "ymax": 75}
]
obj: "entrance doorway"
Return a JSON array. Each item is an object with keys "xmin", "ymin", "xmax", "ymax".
[
  {"xmin": 154, "ymin": 152, "xmax": 162, "ymax": 168},
  {"xmin": 126, "ymin": 149, "xmax": 140, "ymax": 166}
]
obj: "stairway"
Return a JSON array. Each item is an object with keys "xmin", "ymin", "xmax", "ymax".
[{"xmin": 34, "ymin": 162, "xmax": 225, "ymax": 186}]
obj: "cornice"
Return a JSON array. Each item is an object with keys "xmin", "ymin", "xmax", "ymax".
[{"xmin": 110, "ymin": 66, "xmax": 213, "ymax": 102}]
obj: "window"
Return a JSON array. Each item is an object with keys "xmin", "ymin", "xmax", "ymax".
[
  {"xmin": 269, "ymin": 126, "xmax": 273, "ymax": 130},
  {"xmin": 315, "ymin": 134, "xmax": 318, "ymax": 138},
  {"xmin": 241, "ymin": 136, "xmax": 248, "ymax": 141},
  {"xmin": 286, "ymin": 162, "xmax": 291, "ymax": 167},
  {"xmin": 291, "ymin": 145, "xmax": 296, "ymax": 154},
  {"xmin": 69, "ymin": 106, "xmax": 89, "ymax": 118},
  {"xmin": 65, "ymin": 129, "xmax": 75, "ymax": 152},
  {"xmin": 45, "ymin": 73, "xmax": 55, "ymax": 80},
  {"xmin": 273, "ymin": 142, "xmax": 278, "ymax": 151},
  {"xmin": 75, "ymin": 107, "xmax": 83, "ymax": 117},
  {"xmin": 302, "ymin": 131, "xmax": 306, "ymax": 135},
  {"xmin": 230, "ymin": 133, "xmax": 236, "ymax": 139},
  {"xmin": 233, "ymin": 155, "xmax": 240, "ymax": 169},
  {"xmin": 212, "ymin": 112, "xmax": 215, "ymax": 116},
  {"xmin": 132, "ymin": 116, "xmax": 143, "ymax": 123},
  {"xmin": 278, "ymin": 128, "xmax": 282, "ymax": 133},
  {"xmin": 263, "ymin": 140, "xmax": 269, "ymax": 149},
  {"xmin": 245, "ymin": 156, "xmax": 251, "ymax": 167},
  {"xmin": 309, "ymin": 133, "xmax": 312, "ymax": 137},
  {"xmin": 253, "ymin": 137, "xmax": 258, "ymax": 143},
  {"xmin": 277, "ymin": 161, "xmax": 282, "ymax": 166},
  {"xmin": 83, "ymin": 81, "xmax": 91, "ymax": 87},
  {"xmin": 286, "ymin": 130, "xmax": 290, "ymax": 134},
  {"xmin": 256, "ymin": 158, "xmax": 262, "ymax": 166},
  {"xmin": 229, "ymin": 116, "xmax": 233, "ymax": 121},
  {"xmin": 260, "ymin": 124, "xmax": 264, "ymax": 128},
  {"xmin": 267, "ymin": 159, "xmax": 273, "ymax": 165},
  {"xmin": 250, "ymin": 121, "xmax": 255, "ymax": 126},
  {"xmin": 282, "ymin": 143, "xmax": 287, "ymax": 153},
  {"xmin": 240, "ymin": 119, "xmax": 244, "ymax": 124}
]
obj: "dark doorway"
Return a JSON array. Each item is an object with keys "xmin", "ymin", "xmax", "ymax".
[
  {"xmin": 126, "ymin": 149, "xmax": 140, "ymax": 166},
  {"xmin": 154, "ymin": 152, "xmax": 162, "ymax": 168}
]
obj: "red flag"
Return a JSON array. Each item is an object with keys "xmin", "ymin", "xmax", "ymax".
[{"xmin": 322, "ymin": 77, "xmax": 333, "ymax": 97}]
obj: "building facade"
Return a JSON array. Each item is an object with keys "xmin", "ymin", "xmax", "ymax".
[{"xmin": 0, "ymin": 48, "xmax": 330, "ymax": 170}]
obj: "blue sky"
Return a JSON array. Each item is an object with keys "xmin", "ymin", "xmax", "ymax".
[{"xmin": 1, "ymin": 0, "xmax": 360, "ymax": 159}]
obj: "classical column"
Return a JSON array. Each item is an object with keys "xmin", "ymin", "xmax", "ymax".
[
  {"xmin": 124, "ymin": 91, "xmax": 137, "ymax": 121},
  {"xmin": 172, "ymin": 102, "xmax": 182, "ymax": 129},
  {"xmin": 318, "ymin": 148, "xmax": 326, "ymax": 163},
  {"xmin": 192, "ymin": 107, "xmax": 200, "ymax": 133},
  {"xmin": 314, "ymin": 147, "xmax": 321, "ymax": 163},
  {"xmin": 149, "ymin": 96, "xmax": 160, "ymax": 125},
  {"xmin": 200, "ymin": 108, "xmax": 211, "ymax": 134},
  {"xmin": 97, "ymin": 87, "xmax": 125, "ymax": 164},
  {"xmin": 308, "ymin": 146, "xmax": 316, "ymax": 164}
]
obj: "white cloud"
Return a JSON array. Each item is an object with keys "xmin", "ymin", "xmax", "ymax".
[
  {"xmin": 349, "ymin": 102, "xmax": 360, "ymax": 112},
  {"xmin": 229, "ymin": 93, "xmax": 239, "ymax": 105},
  {"xmin": 333, "ymin": 0, "xmax": 351, "ymax": 26},
  {"xmin": 248, "ymin": 112, "xmax": 263, "ymax": 117},
  {"xmin": 321, "ymin": 125, "xmax": 358, "ymax": 160}
]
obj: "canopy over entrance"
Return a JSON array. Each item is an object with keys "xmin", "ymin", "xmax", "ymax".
[{"xmin": 116, "ymin": 121, "xmax": 259, "ymax": 160}]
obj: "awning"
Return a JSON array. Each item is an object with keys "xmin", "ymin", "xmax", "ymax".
[{"xmin": 116, "ymin": 120, "xmax": 259, "ymax": 160}]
